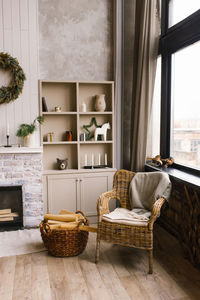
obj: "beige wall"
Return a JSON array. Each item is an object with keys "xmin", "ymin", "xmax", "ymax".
[{"xmin": 38, "ymin": 0, "xmax": 114, "ymax": 81}]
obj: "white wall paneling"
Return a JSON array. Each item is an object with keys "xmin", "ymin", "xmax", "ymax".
[{"xmin": 0, "ymin": 0, "xmax": 39, "ymax": 146}]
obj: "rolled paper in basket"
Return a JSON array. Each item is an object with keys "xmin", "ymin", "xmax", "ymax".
[
  {"xmin": 59, "ymin": 209, "xmax": 75, "ymax": 215},
  {"xmin": 59, "ymin": 209, "xmax": 85, "ymax": 220},
  {"xmin": 44, "ymin": 213, "xmax": 78, "ymax": 222},
  {"xmin": 48, "ymin": 220, "xmax": 78, "ymax": 225},
  {"xmin": 49, "ymin": 223, "xmax": 78, "ymax": 230}
]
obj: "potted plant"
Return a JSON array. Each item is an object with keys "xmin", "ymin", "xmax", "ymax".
[{"xmin": 16, "ymin": 116, "xmax": 44, "ymax": 147}]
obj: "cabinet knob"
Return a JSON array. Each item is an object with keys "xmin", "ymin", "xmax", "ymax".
[
  {"xmin": 80, "ymin": 179, "xmax": 82, "ymax": 182},
  {"xmin": 76, "ymin": 179, "xmax": 78, "ymax": 182}
]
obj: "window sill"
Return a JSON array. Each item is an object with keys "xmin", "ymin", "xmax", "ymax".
[{"xmin": 145, "ymin": 163, "xmax": 200, "ymax": 188}]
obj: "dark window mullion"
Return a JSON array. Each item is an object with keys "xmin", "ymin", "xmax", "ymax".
[
  {"xmin": 161, "ymin": 0, "xmax": 169, "ymax": 37},
  {"xmin": 160, "ymin": 54, "xmax": 171, "ymax": 158}
]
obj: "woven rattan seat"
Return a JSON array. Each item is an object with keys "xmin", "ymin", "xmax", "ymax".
[{"xmin": 95, "ymin": 169, "xmax": 166, "ymax": 274}]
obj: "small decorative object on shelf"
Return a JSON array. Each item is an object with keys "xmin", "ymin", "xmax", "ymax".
[
  {"xmin": 80, "ymin": 102, "xmax": 87, "ymax": 112},
  {"xmin": 95, "ymin": 94, "xmax": 106, "ymax": 112},
  {"xmin": 66, "ymin": 131, "xmax": 72, "ymax": 141},
  {"xmin": 47, "ymin": 132, "xmax": 54, "ymax": 142},
  {"xmin": 16, "ymin": 116, "xmax": 44, "ymax": 147},
  {"xmin": 84, "ymin": 154, "xmax": 88, "ymax": 166},
  {"xmin": 105, "ymin": 153, "xmax": 108, "ymax": 166},
  {"xmin": 57, "ymin": 158, "xmax": 68, "ymax": 170},
  {"xmin": 98, "ymin": 153, "xmax": 101, "ymax": 165},
  {"xmin": 83, "ymin": 117, "xmax": 101, "ymax": 141},
  {"xmin": 42, "ymin": 97, "xmax": 48, "ymax": 112},
  {"xmin": 80, "ymin": 133, "xmax": 86, "ymax": 141},
  {"xmin": 55, "ymin": 106, "xmax": 61, "ymax": 112},
  {"xmin": 91, "ymin": 153, "xmax": 94, "ymax": 167},
  {"xmin": 94, "ymin": 122, "xmax": 110, "ymax": 141},
  {"xmin": 83, "ymin": 153, "xmax": 108, "ymax": 169}
]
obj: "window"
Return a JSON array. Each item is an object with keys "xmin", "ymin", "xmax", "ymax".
[
  {"xmin": 191, "ymin": 140, "xmax": 200, "ymax": 152},
  {"xmin": 169, "ymin": 0, "xmax": 200, "ymax": 27},
  {"xmin": 171, "ymin": 42, "xmax": 200, "ymax": 169},
  {"xmin": 160, "ymin": 0, "xmax": 200, "ymax": 173}
]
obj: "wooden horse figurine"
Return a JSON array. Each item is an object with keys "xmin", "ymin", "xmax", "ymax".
[{"xmin": 94, "ymin": 123, "xmax": 110, "ymax": 141}]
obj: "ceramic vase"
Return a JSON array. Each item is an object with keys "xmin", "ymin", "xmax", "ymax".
[
  {"xmin": 24, "ymin": 133, "xmax": 35, "ymax": 147},
  {"xmin": 95, "ymin": 94, "xmax": 106, "ymax": 112}
]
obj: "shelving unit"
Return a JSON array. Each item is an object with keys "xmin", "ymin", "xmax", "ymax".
[
  {"xmin": 39, "ymin": 80, "xmax": 115, "ymax": 172},
  {"xmin": 39, "ymin": 80, "xmax": 116, "ymax": 220}
]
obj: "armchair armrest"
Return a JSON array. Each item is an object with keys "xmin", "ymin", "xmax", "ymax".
[
  {"xmin": 148, "ymin": 197, "xmax": 166, "ymax": 230},
  {"xmin": 97, "ymin": 189, "xmax": 117, "ymax": 222}
]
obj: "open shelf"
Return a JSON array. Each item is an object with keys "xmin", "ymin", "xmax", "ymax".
[
  {"xmin": 79, "ymin": 112, "xmax": 112, "ymax": 115},
  {"xmin": 42, "ymin": 112, "xmax": 77, "ymax": 115},
  {"xmin": 79, "ymin": 83, "xmax": 113, "ymax": 112},
  {"xmin": 43, "ymin": 142, "xmax": 78, "ymax": 145},
  {"xmin": 41, "ymin": 82, "xmax": 77, "ymax": 112},
  {"xmin": 80, "ymin": 143, "xmax": 113, "ymax": 169},
  {"xmin": 42, "ymin": 114, "xmax": 77, "ymax": 142},
  {"xmin": 79, "ymin": 114, "xmax": 113, "ymax": 141},
  {"xmin": 79, "ymin": 141, "xmax": 113, "ymax": 144},
  {"xmin": 43, "ymin": 144, "xmax": 78, "ymax": 170}
]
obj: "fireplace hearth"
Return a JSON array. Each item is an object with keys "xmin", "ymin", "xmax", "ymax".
[
  {"xmin": 0, "ymin": 185, "xmax": 23, "ymax": 230},
  {"xmin": 0, "ymin": 148, "xmax": 43, "ymax": 228}
]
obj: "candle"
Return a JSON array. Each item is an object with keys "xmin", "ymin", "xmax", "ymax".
[
  {"xmin": 84, "ymin": 154, "xmax": 87, "ymax": 166},
  {"xmin": 105, "ymin": 153, "xmax": 107, "ymax": 166},
  {"xmin": 91, "ymin": 153, "xmax": 94, "ymax": 166},
  {"xmin": 98, "ymin": 153, "xmax": 101, "ymax": 165},
  {"xmin": 6, "ymin": 122, "xmax": 9, "ymax": 136}
]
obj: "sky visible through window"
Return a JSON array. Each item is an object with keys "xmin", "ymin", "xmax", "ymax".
[
  {"xmin": 169, "ymin": 0, "xmax": 200, "ymax": 27},
  {"xmin": 171, "ymin": 41, "xmax": 200, "ymax": 169}
]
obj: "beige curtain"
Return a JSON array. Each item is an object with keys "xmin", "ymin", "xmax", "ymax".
[{"xmin": 122, "ymin": 0, "xmax": 160, "ymax": 171}]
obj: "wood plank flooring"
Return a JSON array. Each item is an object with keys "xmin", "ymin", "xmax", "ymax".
[{"xmin": 0, "ymin": 224, "xmax": 200, "ymax": 300}]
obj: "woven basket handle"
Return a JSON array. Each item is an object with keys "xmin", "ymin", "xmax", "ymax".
[
  {"xmin": 40, "ymin": 221, "xmax": 51, "ymax": 235},
  {"xmin": 76, "ymin": 210, "xmax": 88, "ymax": 225}
]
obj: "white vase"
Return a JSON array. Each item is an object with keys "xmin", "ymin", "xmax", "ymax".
[
  {"xmin": 95, "ymin": 94, "xmax": 106, "ymax": 112},
  {"xmin": 80, "ymin": 102, "xmax": 87, "ymax": 112},
  {"xmin": 24, "ymin": 133, "xmax": 35, "ymax": 147}
]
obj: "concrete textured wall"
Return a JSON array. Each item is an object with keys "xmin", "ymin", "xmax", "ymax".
[{"xmin": 38, "ymin": 0, "xmax": 113, "ymax": 81}]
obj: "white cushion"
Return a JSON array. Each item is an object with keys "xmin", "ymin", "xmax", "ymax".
[{"xmin": 102, "ymin": 208, "xmax": 151, "ymax": 227}]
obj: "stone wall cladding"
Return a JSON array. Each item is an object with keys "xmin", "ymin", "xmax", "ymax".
[{"xmin": 0, "ymin": 153, "xmax": 43, "ymax": 227}]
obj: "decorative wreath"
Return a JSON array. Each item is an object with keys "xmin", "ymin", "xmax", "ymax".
[{"xmin": 0, "ymin": 52, "xmax": 26, "ymax": 105}]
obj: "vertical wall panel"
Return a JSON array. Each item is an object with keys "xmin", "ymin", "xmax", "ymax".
[
  {"xmin": 0, "ymin": 0, "xmax": 3, "ymax": 49},
  {"xmin": 2, "ymin": 0, "xmax": 12, "ymax": 30},
  {"xmin": 0, "ymin": 0, "xmax": 39, "ymax": 146},
  {"xmin": 0, "ymin": 0, "xmax": 6, "ymax": 144}
]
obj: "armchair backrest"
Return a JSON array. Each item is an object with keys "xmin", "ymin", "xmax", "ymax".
[{"xmin": 113, "ymin": 169, "xmax": 136, "ymax": 209}]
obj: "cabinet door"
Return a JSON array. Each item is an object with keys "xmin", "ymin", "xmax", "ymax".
[
  {"xmin": 43, "ymin": 176, "xmax": 48, "ymax": 214},
  {"xmin": 47, "ymin": 175, "xmax": 78, "ymax": 214},
  {"xmin": 80, "ymin": 172, "xmax": 114, "ymax": 221}
]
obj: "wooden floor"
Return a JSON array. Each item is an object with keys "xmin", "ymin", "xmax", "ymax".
[{"xmin": 0, "ymin": 224, "xmax": 200, "ymax": 300}]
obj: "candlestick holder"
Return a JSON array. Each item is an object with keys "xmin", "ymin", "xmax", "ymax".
[{"xmin": 4, "ymin": 135, "xmax": 12, "ymax": 147}]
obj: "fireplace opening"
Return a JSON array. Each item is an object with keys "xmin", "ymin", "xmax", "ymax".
[{"xmin": 0, "ymin": 185, "xmax": 23, "ymax": 231}]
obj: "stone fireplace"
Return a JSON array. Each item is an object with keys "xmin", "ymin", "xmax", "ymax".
[{"xmin": 0, "ymin": 148, "xmax": 43, "ymax": 227}]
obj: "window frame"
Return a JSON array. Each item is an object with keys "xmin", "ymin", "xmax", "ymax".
[{"xmin": 160, "ymin": 0, "xmax": 200, "ymax": 175}]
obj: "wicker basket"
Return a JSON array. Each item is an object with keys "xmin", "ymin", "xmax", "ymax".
[{"xmin": 40, "ymin": 211, "xmax": 89, "ymax": 257}]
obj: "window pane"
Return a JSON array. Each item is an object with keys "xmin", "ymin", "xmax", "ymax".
[
  {"xmin": 171, "ymin": 42, "xmax": 200, "ymax": 169},
  {"xmin": 169, "ymin": 0, "xmax": 200, "ymax": 27}
]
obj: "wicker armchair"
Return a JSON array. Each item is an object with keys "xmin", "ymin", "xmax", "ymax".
[{"xmin": 95, "ymin": 169, "xmax": 166, "ymax": 274}]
